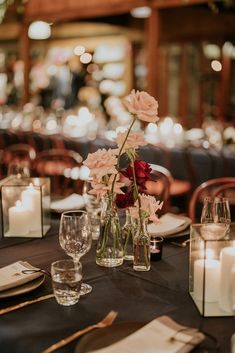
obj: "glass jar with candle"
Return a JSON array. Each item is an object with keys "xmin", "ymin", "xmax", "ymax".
[
  {"xmin": 189, "ymin": 223, "xmax": 235, "ymax": 317},
  {"xmin": 0, "ymin": 176, "xmax": 51, "ymax": 238}
]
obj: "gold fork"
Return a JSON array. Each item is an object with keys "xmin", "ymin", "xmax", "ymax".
[{"xmin": 41, "ymin": 310, "xmax": 118, "ymax": 353}]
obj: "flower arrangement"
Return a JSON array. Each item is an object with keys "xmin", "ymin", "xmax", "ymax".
[{"xmin": 83, "ymin": 90, "xmax": 163, "ymax": 269}]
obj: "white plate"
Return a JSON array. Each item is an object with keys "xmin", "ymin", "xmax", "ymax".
[
  {"xmin": 50, "ymin": 194, "xmax": 85, "ymax": 213},
  {"xmin": 0, "ymin": 275, "xmax": 45, "ymax": 298},
  {"xmin": 147, "ymin": 213, "xmax": 192, "ymax": 238}
]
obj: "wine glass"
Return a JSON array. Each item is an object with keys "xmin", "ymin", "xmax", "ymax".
[
  {"xmin": 201, "ymin": 196, "xmax": 231, "ymax": 239},
  {"xmin": 213, "ymin": 197, "xmax": 231, "ymax": 224},
  {"xmin": 7, "ymin": 160, "xmax": 30, "ymax": 178},
  {"xmin": 201, "ymin": 197, "xmax": 214, "ymax": 224},
  {"xmin": 59, "ymin": 210, "xmax": 92, "ymax": 295},
  {"xmin": 82, "ymin": 180, "xmax": 102, "ymax": 240}
]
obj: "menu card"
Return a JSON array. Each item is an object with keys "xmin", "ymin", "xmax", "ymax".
[
  {"xmin": 0, "ymin": 261, "xmax": 42, "ymax": 292},
  {"xmin": 90, "ymin": 316, "xmax": 205, "ymax": 353}
]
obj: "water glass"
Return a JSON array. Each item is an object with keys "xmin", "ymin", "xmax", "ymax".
[{"xmin": 51, "ymin": 259, "xmax": 82, "ymax": 306}]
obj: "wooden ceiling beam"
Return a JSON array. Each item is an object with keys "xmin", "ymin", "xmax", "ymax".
[
  {"xmin": 24, "ymin": 0, "xmax": 149, "ymax": 22},
  {"xmin": 152, "ymin": 0, "xmax": 210, "ymax": 9}
]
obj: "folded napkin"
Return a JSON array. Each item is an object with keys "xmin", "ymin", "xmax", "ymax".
[
  {"xmin": 50, "ymin": 193, "xmax": 85, "ymax": 212},
  {"xmin": 147, "ymin": 213, "xmax": 191, "ymax": 238},
  {"xmin": 0, "ymin": 261, "xmax": 42, "ymax": 292},
  {"xmin": 90, "ymin": 316, "xmax": 205, "ymax": 353}
]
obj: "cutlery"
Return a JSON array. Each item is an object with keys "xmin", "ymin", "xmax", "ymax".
[
  {"xmin": 41, "ymin": 310, "xmax": 118, "ymax": 353},
  {"xmin": 170, "ymin": 239, "xmax": 191, "ymax": 247},
  {"xmin": 0, "ymin": 294, "xmax": 54, "ymax": 315}
]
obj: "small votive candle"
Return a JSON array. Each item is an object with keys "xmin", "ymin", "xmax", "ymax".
[{"xmin": 150, "ymin": 236, "xmax": 164, "ymax": 261}]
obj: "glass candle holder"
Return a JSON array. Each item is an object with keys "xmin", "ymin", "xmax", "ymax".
[
  {"xmin": 189, "ymin": 223, "xmax": 235, "ymax": 317},
  {"xmin": 0, "ymin": 176, "xmax": 51, "ymax": 238},
  {"xmin": 150, "ymin": 236, "xmax": 164, "ymax": 261}
]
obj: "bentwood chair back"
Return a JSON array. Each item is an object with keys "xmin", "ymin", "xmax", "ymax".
[
  {"xmin": 145, "ymin": 163, "xmax": 172, "ymax": 214},
  {"xmin": 1, "ymin": 143, "xmax": 36, "ymax": 178},
  {"xmin": 188, "ymin": 177, "xmax": 235, "ymax": 222},
  {"xmin": 32, "ymin": 149, "xmax": 83, "ymax": 196}
]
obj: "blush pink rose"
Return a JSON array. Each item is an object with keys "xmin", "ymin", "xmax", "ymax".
[
  {"xmin": 124, "ymin": 90, "xmax": 159, "ymax": 123},
  {"xmin": 83, "ymin": 148, "xmax": 118, "ymax": 181},
  {"xmin": 130, "ymin": 194, "xmax": 163, "ymax": 223},
  {"xmin": 115, "ymin": 131, "xmax": 146, "ymax": 152}
]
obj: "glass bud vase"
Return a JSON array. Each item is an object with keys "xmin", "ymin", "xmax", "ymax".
[
  {"xmin": 122, "ymin": 209, "xmax": 137, "ymax": 261},
  {"xmin": 133, "ymin": 218, "xmax": 151, "ymax": 271},
  {"xmin": 96, "ymin": 195, "xmax": 123, "ymax": 267}
]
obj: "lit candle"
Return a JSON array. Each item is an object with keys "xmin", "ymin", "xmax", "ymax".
[
  {"xmin": 193, "ymin": 254, "xmax": 220, "ymax": 302},
  {"xmin": 21, "ymin": 183, "xmax": 41, "ymax": 231},
  {"xmin": 8, "ymin": 200, "xmax": 30, "ymax": 236},
  {"xmin": 219, "ymin": 246, "xmax": 235, "ymax": 313}
]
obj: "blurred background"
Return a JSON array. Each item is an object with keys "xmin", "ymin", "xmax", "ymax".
[{"xmin": 0, "ymin": 0, "xmax": 234, "ymax": 211}]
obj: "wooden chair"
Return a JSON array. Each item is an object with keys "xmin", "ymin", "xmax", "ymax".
[
  {"xmin": 32, "ymin": 149, "xmax": 83, "ymax": 196},
  {"xmin": 145, "ymin": 163, "xmax": 172, "ymax": 214},
  {"xmin": 188, "ymin": 177, "xmax": 235, "ymax": 222},
  {"xmin": 139, "ymin": 144, "xmax": 192, "ymax": 212},
  {"xmin": 1, "ymin": 143, "xmax": 36, "ymax": 178}
]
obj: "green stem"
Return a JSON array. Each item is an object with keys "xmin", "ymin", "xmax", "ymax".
[
  {"xmin": 130, "ymin": 156, "xmax": 144, "ymax": 234},
  {"xmin": 110, "ymin": 116, "xmax": 137, "ymax": 202}
]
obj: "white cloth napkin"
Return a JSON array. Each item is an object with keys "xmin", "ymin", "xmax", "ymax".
[
  {"xmin": 0, "ymin": 261, "xmax": 42, "ymax": 292},
  {"xmin": 50, "ymin": 193, "xmax": 85, "ymax": 212},
  {"xmin": 147, "ymin": 213, "xmax": 191, "ymax": 237},
  {"xmin": 90, "ymin": 316, "xmax": 204, "ymax": 353}
]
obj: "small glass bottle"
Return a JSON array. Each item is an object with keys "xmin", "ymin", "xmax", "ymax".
[
  {"xmin": 96, "ymin": 194, "xmax": 123, "ymax": 267},
  {"xmin": 122, "ymin": 209, "xmax": 137, "ymax": 261},
  {"xmin": 133, "ymin": 218, "xmax": 151, "ymax": 271}
]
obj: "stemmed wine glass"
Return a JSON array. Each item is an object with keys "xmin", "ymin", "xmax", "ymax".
[
  {"xmin": 82, "ymin": 180, "xmax": 102, "ymax": 240},
  {"xmin": 201, "ymin": 196, "xmax": 231, "ymax": 239},
  {"xmin": 201, "ymin": 196, "xmax": 231, "ymax": 224},
  {"xmin": 213, "ymin": 197, "xmax": 231, "ymax": 224},
  {"xmin": 201, "ymin": 197, "xmax": 214, "ymax": 224},
  {"xmin": 59, "ymin": 210, "xmax": 92, "ymax": 295}
]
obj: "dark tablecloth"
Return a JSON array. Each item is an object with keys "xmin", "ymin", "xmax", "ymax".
[{"xmin": 0, "ymin": 218, "xmax": 234, "ymax": 353}]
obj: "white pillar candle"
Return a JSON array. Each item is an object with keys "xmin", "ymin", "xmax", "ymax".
[
  {"xmin": 219, "ymin": 246, "xmax": 235, "ymax": 313},
  {"xmin": 8, "ymin": 201, "xmax": 30, "ymax": 236},
  {"xmin": 21, "ymin": 183, "xmax": 41, "ymax": 231},
  {"xmin": 193, "ymin": 258, "xmax": 220, "ymax": 302}
]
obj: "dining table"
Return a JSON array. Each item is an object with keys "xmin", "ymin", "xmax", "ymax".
[{"xmin": 0, "ymin": 215, "xmax": 234, "ymax": 353}]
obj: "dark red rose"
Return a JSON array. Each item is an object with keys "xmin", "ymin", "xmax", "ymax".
[
  {"xmin": 115, "ymin": 192, "xmax": 134, "ymax": 209},
  {"xmin": 122, "ymin": 160, "xmax": 152, "ymax": 187}
]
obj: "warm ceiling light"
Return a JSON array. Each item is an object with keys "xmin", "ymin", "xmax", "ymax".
[
  {"xmin": 211, "ymin": 60, "xmax": 222, "ymax": 72},
  {"xmin": 28, "ymin": 21, "xmax": 51, "ymax": 40},
  {"xmin": 130, "ymin": 6, "xmax": 151, "ymax": 18},
  {"xmin": 73, "ymin": 45, "xmax": 85, "ymax": 56},
  {"xmin": 80, "ymin": 53, "xmax": 92, "ymax": 64}
]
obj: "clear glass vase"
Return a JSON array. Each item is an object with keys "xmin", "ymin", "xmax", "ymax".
[
  {"xmin": 96, "ymin": 194, "xmax": 123, "ymax": 267},
  {"xmin": 122, "ymin": 209, "xmax": 137, "ymax": 261},
  {"xmin": 133, "ymin": 218, "xmax": 151, "ymax": 271}
]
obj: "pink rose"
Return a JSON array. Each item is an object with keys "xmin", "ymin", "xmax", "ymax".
[
  {"xmin": 83, "ymin": 149, "xmax": 118, "ymax": 181},
  {"xmin": 115, "ymin": 131, "xmax": 146, "ymax": 152},
  {"xmin": 130, "ymin": 194, "xmax": 163, "ymax": 223},
  {"xmin": 124, "ymin": 90, "xmax": 159, "ymax": 123}
]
